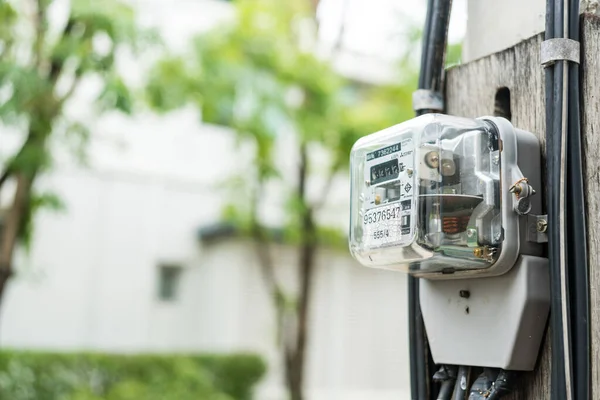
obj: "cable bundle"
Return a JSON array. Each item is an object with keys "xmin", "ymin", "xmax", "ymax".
[{"xmin": 545, "ymin": 0, "xmax": 590, "ymax": 399}]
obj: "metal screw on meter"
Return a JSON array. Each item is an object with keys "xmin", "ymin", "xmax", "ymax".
[{"xmin": 537, "ymin": 219, "xmax": 548, "ymax": 232}]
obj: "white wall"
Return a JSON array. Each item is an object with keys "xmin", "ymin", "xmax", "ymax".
[
  {"xmin": 0, "ymin": 109, "xmax": 246, "ymax": 352},
  {"xmin": 464, "ymin": 0, "xmax": 600, "ymax": 62},
  {"xmin": 463, "ymin": 0, "xmax": 545, "ymax": 62}
]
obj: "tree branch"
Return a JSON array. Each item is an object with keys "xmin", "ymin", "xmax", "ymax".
[
  {"xmin": 309, "ymin": 0, "xmax": 321, "ymax": 16},
  {"xmin": 0, "ymin": 9, "xmax": 77, "ymax": 304},
  {"xmin": 58, "ymin": 73, "xmax": 83, "ymax": 107},
  {"xmin": 28, "ymin": 0, "xmax": 47, "ymax": 70},
  {"xmin": 252, "ymin": 221, "xmax": 281, "ymax": 299},
  {"xmin": 249, "ymin": 181, "xmax": 288, "ymax": 346},
  {"xmin": 0, "ymin": 31, "xmax": 15, "ymax": 60},
  {"xmin": 330, "ymin": 0, "xmax": 349, "ymax": 57},
  {"xmin": 288, "ymin": 141, "xmax": 317, "ymax": 400},
  {"xmin": 0, "ymin": 169, "xmax": 10, "ymax": 192},
  {"xmin": 0, "ymin": 171, "xmax": 35, "ymax": 305},
  {"xmin": 49, "ymin": 18, "xmax": 75, "ymax": 84},
  {"xmin": 310, "ymin": 166, "xmax": 337, "ymax": 212}
]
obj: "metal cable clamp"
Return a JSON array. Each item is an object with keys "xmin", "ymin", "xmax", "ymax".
[
  {"xmin": 541, "ymin": 38, "xmax": 580, "ymax": 67},
  {"xmin": 412, "ymin": 89, "xmax": 444, "ymax": 112}
]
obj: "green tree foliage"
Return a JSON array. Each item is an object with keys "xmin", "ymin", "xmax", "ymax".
[
  {"xmin": 0, "ymin": 351, "xmax": 266, "ymax": 400},
  {"xmin": 146, "ymin": 0, "xmax": 413, "ymax": 180},
  {"xmin": 446, "ymin": 42, "xmax": 463, "ymax": 67},
  {"xmin": 146, "ymin": 0, "xmax": 417, "ymax": 398},
  {"xmin": 0, "ymin": 0, "xmax": 155, "ymax": 303}
]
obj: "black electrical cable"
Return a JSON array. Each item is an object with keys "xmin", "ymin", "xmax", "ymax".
[
  {"xmin": 411, "ymin": 1, "xmax": 435, "ymax": 399},
  {"xmin": 467, "ymin": 369, "xmax": 514, "ymax": 400},
  {"xmin": 410, "ymin": 1, "xmax": 453, "ymax": 399},
  {"xmin": 452, "ymin": 366, "xmax": 469, "ymax": 400},
  {"xmin": 411, "ymin": 2, "xmax": 454, "ymax": 399},
  {"xmin": 408, "ymin": 276, "xmax": 428, "ymax": 400},
  {"xmin": 436, "ymin": 380, "xmax": 454, "ymax": 400},
  {"xmin": 553, "ymin": 11, "xmax": 569, "ymax": 393},
  {"xmin": 468, "ymin": 370, "xmax": 493, "ymax": 400},
  {"xmin": 544, "ymin": 0, "xmax": 561, "ymax": 398},
  {"xmin": 433, "ymin": 365, "xmax": 456, "ymax": 400},
  {"xmin": 566, "ymin": 2, "xmax": 590, "ymax": 400},
  {"xmin": 418, "ymin": 0, "xmax": 434, "ymax": 90},
  {"xmin": 545, "ymin": 0, "xmax": 572, "ymax": 398},
  {"xmin": 424, "ymin": 0, "xmax": 452, "ymax": 96},
  {"xmin": 485, "ymin": 370, "xmax": 515, "ymax": 400},
  {"xmin": 545, "ymin": 0, "xmax": 590, "ymax": 398},
  {"xmin": 409, "ymin": 0, "xmax": 431, "ymax": 389},
  {"xmin": 416, "ymin": 0, "xmax": 452, "ymax": 117}
]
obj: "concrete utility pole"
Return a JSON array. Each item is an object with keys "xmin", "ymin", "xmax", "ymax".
[{"xmin": 446, "ymin": 13, "xmax": 600, "ymax": 398}]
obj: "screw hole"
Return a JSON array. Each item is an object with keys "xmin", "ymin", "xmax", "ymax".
[{"xmin": 465, "ymin": 307, "xmax": 470, "ymax": 315}]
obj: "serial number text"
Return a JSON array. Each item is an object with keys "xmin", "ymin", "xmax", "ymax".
[{"xmin": 363, "ymin": 207, "xmax": 402, "ymax": 225}]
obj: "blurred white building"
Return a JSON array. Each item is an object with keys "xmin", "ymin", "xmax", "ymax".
[{"xmin": 0, "ymin": 0, "xmax": 415, "ymax": 399}]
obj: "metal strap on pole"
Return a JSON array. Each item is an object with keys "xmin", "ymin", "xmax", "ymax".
[
  {"xmin": 541, "ymin": 38, "xmax": 580, "ymax": 67},
  {"xmin": 412, "ymin": 89, "xmax": 444, "ymax": 112}
]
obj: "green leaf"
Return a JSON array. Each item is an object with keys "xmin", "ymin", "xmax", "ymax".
[
  {"xmin": 64, "ymin": 120, "xmax": 91, "ymax": 165},
  {"xmin": 97, "ymin": 74, "xmax": 133, "ymax": 114},
  {"xmin": 71, "ymin": 0, "xmax": 137, "ymax": 44},
  {"xmin": 19, "ymin": 191, "xmax": 66, "ymax": 252},
  {"xmin": 146, "ymin": 57, "xmax": 199, "ymax": 112}
]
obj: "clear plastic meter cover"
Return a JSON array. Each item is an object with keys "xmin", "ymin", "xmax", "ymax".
[{"xmin": 349, "ymin": 114, "xmax": 502, "ymax": 274}]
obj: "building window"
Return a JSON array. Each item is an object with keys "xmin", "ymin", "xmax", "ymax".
[{"xmin": 157, "ymin": 265, "xmax": 182, "ymax": 302}]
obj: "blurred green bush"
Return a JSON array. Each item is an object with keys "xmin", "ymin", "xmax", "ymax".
[{"xmin": 0, "ymin": 351, "xmax": 266, "ymax": 400}]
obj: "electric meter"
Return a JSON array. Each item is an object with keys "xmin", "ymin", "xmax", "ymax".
[
  {"xmin": 349, "ymin": 114, "xmax": 543, "ymax": 279},
  {"xmin": 348, "ymin": 114, "xmax": 550, "ymax": 371}
]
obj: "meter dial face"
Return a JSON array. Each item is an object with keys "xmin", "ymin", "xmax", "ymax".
[{"xmin": 362, "ymin": 137, "xmax": 415, "ymax": 249}]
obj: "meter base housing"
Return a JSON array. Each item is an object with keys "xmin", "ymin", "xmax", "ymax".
[{"xmin": 420, "ymin": 255, "xmax": 549, "ymax": 370}]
